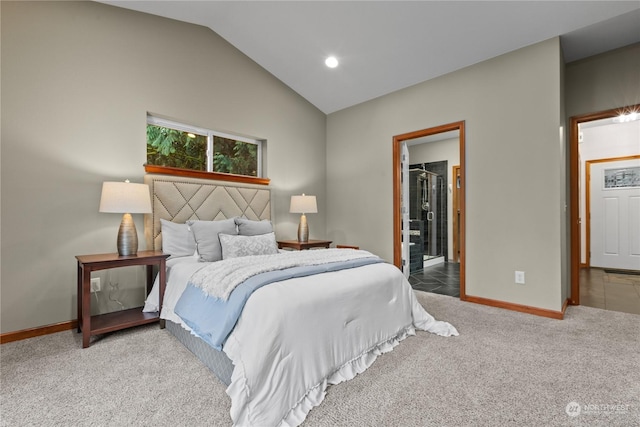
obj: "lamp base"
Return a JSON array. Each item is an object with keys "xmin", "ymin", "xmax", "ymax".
[
  {"xmin": 117, "ymin": 213, "xmax": 138, "ymax": 256},
  {"xmin": 297, "ymin": 214, "xmax": 309, "ymax": 242}
]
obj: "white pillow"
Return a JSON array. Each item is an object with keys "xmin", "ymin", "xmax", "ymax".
[
  {"xmin": 190, "ymin": 219, "xmax": 238, "ymax": 262},
  {"xmin": 219, "ymin": 232, "xmax": 279, "ymax": 259},
  {"xmin": 160, "ymin": 219, "xmax": 196, "ymax": 259},
  {"xmin": 235, "ymin": 217, "xmax": 274, "ymax": 236}
]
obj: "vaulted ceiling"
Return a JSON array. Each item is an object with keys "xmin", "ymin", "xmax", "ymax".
[{"xmin": 100, "ymin": 1, "xmax": 640, "ymax": 114}]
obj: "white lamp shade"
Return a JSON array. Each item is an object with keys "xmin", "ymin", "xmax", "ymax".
[
  {"xmin": 99, "ymin": 181, "xmax": 152, "ymax": 214},
  {"xmin": 289, "ymin": 194, "xmax": 317, "ymax": 214}
]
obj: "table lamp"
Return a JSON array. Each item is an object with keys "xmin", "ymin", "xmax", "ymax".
[
  {"xmin": 99, "ymin": 180, "xmax": 152, "ymax": 256},
  {"xmin": 289, "ymin": 194, "xmax": 317, "ymax": 242}
]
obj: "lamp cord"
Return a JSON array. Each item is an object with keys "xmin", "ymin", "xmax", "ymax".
[{"xmin": 108, "ymin": 280, "xmax": 125, "ymax": 310}]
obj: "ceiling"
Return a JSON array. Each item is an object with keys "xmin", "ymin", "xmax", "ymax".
[{"xmin": 99, "ymin": 1, "xmax": 640, "ymax": 114}]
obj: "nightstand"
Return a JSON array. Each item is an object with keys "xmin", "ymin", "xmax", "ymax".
[
  {"xmin": 277, "ymin": 239, "xmax": 332, "ymax": 250},
  {"xmin": 75, "ymin": 250, "xmax": 170, "ymax": 348}
]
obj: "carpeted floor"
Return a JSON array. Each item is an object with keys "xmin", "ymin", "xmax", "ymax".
[{"xmin": 2, "ymin": 291, "xmax": 638, "ymax": 426}]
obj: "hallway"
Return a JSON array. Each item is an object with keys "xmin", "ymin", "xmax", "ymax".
[{"xmin": 580, "ymin": 268, "xmax": 640, "ymax": 315}]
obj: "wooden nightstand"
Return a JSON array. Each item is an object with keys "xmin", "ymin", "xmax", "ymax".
[
  {"xmin": 75, "ymin": 250, "xmax": 170, "ymax": 348},
  {"xmin": 277, "ymin": 239, "xmax": 332, "ymax": 250}
]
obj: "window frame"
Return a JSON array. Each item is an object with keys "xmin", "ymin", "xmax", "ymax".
[{"xmin": 145, "ymin": 115, "xmax": 268, "ymax": 185}]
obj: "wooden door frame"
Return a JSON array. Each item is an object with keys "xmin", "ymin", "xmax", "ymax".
[
  {"xmin": 569, "ymin": 104, "xmax": 639, "ymax": 305},
  {"xmin": 393, "ymin": 121, "xmax": 465, "ymax": 297}
]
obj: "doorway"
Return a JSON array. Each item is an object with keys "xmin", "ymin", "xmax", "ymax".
[
  {"xmin": 570, "ymin": 104, "xmax": 640, "ymax": 315},
  {"xmin": 393, "ymin": 121, "xmax": 465, "ymax": 298},
  {"xmin": 586, "ymin": 156, "xmax": 640, "ymax": 270}
]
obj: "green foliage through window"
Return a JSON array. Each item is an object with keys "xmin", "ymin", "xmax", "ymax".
[
  {"xmin": 147, "ymin": 125, "xmax": 207, "ymax": 171},
  {"xmin": 146, "ymin": 117, "xmax": 261, "ymax": 177},
  {"xmin": 212, "ymin": 136, "xmax": 258, "ymax": 176}
]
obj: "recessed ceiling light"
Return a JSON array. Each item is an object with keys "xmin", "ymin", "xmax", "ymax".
[{"xmin": 325, "ymin": 56, "xmax": 339, "ymax": 68}]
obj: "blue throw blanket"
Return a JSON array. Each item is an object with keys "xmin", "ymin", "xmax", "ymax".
[{"xmin": 174, "ymin": 257, "xmax": 383, "ymax": 350}]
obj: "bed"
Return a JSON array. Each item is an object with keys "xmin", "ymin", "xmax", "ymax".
[{"xmin": 142, "ymin": 173, "xmax": 458, "ymax": 427}]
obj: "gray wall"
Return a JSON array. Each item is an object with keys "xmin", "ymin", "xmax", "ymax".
[
  {"xmin": 565, "ymin": 43, "xmax": 640, "ymax": 118},
  {"xmin": 326, "ymin": 38, "xmax": 566, "ymax": 312},
  {"xmin": 1, "ymin": 1, "xmax": 326, "ymax": 333},
  {"xmin": 3, "ymin": 2, "xmax": 637, "ymax": 334}
]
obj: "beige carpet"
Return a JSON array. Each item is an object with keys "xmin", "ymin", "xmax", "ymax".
[{"xmin": 2, "ymin": 291, "xmax": 638, "ymax": 426}]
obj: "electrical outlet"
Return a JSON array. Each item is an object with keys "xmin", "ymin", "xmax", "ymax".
[
  {"xmin": 515, "ymin": 271, "xmax": 525, "ymax": 285},
  {"xmin": 90, "ymin": 277, "xmax": 101, "ymax": 292}
]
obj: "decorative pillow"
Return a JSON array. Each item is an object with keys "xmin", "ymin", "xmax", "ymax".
[
  {"xmin": 235, "ymin": 217, "xmax": 274, "ymax": 236},
  {"xmin": 219, "ymin": 232, "xmax": 279, "ymax": 259},
  {"xmin": 190, "ymin": 219, "xmax": 238, "ymax": 262},
  {"xmin": 160, "ymin": 219, "xmax": 196, "ymax": 258}
]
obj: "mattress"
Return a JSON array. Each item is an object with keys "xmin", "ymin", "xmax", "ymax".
[{"xmin": 166, "ymin": 319, "xmax": 233, "ymax": 386}]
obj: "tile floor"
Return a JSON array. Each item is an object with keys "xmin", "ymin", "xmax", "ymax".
[
  {"xmin": 580, "ymin": 268, "xmax": 640, "ymax": 315},
  {"xmin": 409, "ymin": 262, "xmax": 460, "ymax": 297}
]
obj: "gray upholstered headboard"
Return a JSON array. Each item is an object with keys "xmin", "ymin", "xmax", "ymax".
[{"xmin": 143, "ymin": 174, "xmax": 271, "ymax": 252}]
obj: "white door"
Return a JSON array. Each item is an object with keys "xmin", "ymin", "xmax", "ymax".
[
  {"xmin": 590, "ymin": 158, "xmax": 640, "ymax": 270},
  {"xmin": 401, "ymin": 142, "xmax": 410, "ymax": 278}
]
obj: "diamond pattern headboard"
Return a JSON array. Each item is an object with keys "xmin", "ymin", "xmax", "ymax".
[{"xmin": 143, "ymin": 174, "xmax": 271, "ymax": 251}]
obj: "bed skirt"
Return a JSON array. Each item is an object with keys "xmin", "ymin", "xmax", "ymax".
[{"xmin": 166, "ymin": 320, "xmax": 234, "ymax": 386}]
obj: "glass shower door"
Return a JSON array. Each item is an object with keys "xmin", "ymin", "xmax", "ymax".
[{"xmin": 421, "ymin": 171, "xmax": 446, "ymax": 267}]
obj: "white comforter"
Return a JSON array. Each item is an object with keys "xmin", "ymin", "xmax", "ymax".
[{"xmin": 146, "ymin": 255, "xmax": 458, "ymax": 427}]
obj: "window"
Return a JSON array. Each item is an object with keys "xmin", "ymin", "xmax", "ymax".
[
  {"xmin": 147, "ymin": 123, "xmax": 208, "ymax": 171},
  {"xmin": 212, "ymin": 134, "xmax": 259, "ymax": 177},
  {"xmin": 146, "ymin": 115, "xmax": 265, "ymax": 183}
]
